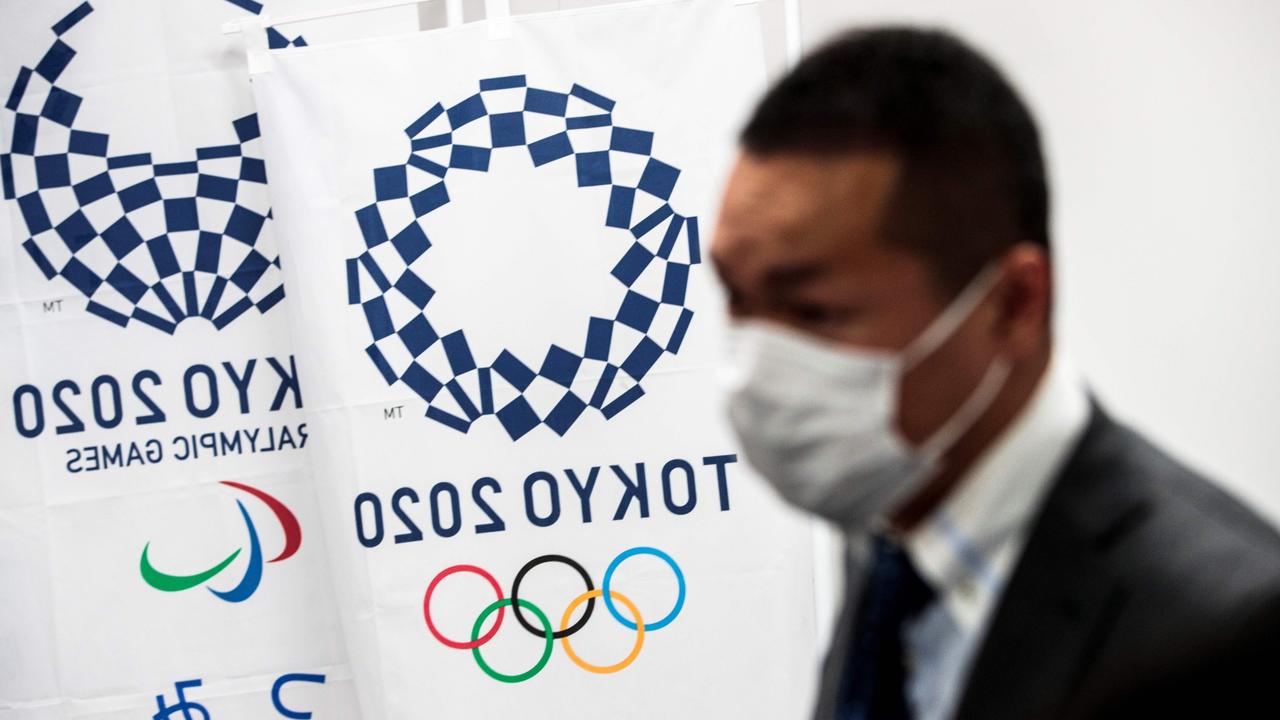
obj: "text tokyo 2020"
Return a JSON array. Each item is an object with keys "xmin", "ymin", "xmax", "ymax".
[{"xmin": 352, "ymin": 454, "xmax": 738, "ymax": 545}]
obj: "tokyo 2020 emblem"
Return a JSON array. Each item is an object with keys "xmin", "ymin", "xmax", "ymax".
[{"xmin": 348, "ymin": 75, "xmax": 700, "ymax": 441}]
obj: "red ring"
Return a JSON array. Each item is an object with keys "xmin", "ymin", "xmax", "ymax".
[{"xmin": 423, "ymin": 564, "xmax": 506, "ymax": 649}]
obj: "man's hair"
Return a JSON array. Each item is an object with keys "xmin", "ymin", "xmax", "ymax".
[{"xmin": 741, "ymin": 28, "xmax": 1049, "ymax": 294}]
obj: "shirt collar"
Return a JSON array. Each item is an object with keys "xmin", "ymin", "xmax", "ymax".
[{"xmin": 896, "ymin": 353, "xmax": 1090, "ymax": 634}]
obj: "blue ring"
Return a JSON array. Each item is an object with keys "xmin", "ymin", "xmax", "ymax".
[{"xmin": 601, "ymin": 546, "xmax": 685, "ymax": 631}]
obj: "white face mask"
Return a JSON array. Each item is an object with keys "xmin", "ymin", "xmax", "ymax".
[{"xmin": 721, "ymin": 263, "xmax": 1011, "ymax": 530}]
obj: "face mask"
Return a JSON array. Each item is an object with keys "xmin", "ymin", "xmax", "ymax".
[{"xmin": 721, "ymin": 263, "xmax": 1011, "ymax": 530}]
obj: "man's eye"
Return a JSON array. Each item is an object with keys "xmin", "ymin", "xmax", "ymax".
[{"xmin": 789, "ymin": 304, "xmax": 849, "ymax": 325}]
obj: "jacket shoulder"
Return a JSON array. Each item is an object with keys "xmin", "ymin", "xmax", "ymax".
[
  {"xmin": 1091, "ymin": 415, "xmax": 1280, "ymax": 595},
  {"xmin": 1055, "ymin": 410, "xmax": 1280, "ymax": 717}
]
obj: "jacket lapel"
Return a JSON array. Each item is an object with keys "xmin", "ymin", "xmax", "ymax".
[
  {"xmin": 953, "ymin": 403, "xmax": 1152, "ymax": 719},
  {"xmin": 812, "ymin": 532, "xmax": 876, "ymax": 720}
]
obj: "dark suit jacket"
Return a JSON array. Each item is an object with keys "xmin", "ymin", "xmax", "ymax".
[{"xmin": 812, "ymin": 402, "xmax": 1280, "ymax": 719}]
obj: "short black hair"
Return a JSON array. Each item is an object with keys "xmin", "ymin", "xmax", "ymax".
[{"xmin": 741, "ymin": 27, "xmax": 1049, "ymax": 293}]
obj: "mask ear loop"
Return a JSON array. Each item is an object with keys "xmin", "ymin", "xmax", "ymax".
[
  {"xmin": 899, "ymin": 262, "xmax": 1006, "ymax": 371},
  {"xmin": 896, "ymin": 261, "xmax": 1013, "ymax": 461},
  {"xmin": 917, "ymin": 357, "xmax": 1013, "ymax": 463}
]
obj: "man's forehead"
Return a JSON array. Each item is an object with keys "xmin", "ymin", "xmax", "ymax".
[
  {"xmin": 713, "ymin": 149, "xmax": 931, "ymax": 303},
  {"xmin": 721, "ymin": 150, "xmax": 899, "ymax": 248}
]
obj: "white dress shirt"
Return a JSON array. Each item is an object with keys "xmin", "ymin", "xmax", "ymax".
[{"xmin": 873, "ymin": 354, "xmax": 1090, "ymax": 720}]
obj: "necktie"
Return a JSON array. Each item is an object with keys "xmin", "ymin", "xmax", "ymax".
[{"xmin": 836, "ymin": 531, "xmax": 938, "ymax": 720}]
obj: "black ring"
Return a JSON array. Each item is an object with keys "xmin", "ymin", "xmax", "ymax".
[{"xmin": 510, "ymin": 554, "xmax": 595, "ymax": 639}]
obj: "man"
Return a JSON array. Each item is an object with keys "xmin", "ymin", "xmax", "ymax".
[{"xmin": 711, "ymin": 28, "xmax": 1280, "ymax": 720}]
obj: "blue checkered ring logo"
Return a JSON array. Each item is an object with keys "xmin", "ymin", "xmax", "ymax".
[
  {"xmin": 0, "ymin": 1, "xmax": 304, "ymax": 333},
  {"xmin": 348, "ymin": 75, "xmax": 700, "ymax": 441}
]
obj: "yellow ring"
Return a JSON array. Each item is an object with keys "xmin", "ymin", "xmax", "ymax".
[{"xmin": 558, "ymin": 589, "xmax": 645, "ymax": 674}]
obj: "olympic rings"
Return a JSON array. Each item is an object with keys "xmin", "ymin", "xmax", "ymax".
[
  {"xmin": 423, "ymin": 547, "xmax": 683, "ymax": 681},
  {"xmin": 559, "ymin": 589, "xmax": 644, "ymax": 674},
  {"xmin": 471, "ymin": 598, "xmax": 554, "ymax": 683},
  {"xmin": 424, "ymin": 564, "xmax": 505, "ymax": 649},
  {"xmin": 603, "ymin": 546, "xmax": 685, "ymax": 631},
  {"xmin": 510, "ymin": 554, "xmax": 594, "ymax": 639}
]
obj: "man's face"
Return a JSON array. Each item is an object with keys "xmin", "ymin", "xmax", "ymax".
[{"xmin": 710, "ymin": 150, "xmax": 1007, "ymax": 444}]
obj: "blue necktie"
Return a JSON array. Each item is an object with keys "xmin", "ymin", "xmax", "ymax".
[{"xmin": 836, "ymin": 532, "xmax": 938, "ymax": 720}]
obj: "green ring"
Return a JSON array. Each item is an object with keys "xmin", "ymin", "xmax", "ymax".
[{"xmin": 470, "ymin": 597, "xmax": 554, "ymax": 683}]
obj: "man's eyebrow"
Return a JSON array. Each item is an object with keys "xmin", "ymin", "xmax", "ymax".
[{"xmin": 763, "ymin": 262, "xmax": 826, "ymax": 290}]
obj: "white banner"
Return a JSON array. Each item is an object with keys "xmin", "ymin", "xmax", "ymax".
[
  {"xmin": 250, "ymin": 0, "xmax": 818, "ymax": 718},
  {"xmin": 0, "ymin": 1, "xmax": 405, "ymax": 717}
]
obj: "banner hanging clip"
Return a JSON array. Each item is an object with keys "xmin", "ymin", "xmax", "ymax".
[
  {"xmin": 484, "ymin": 0, "xmax": 512, "ymax": 40},
  {"xmin": 222, "ymin": 14, "xmax": 274, "ymax": 75}
]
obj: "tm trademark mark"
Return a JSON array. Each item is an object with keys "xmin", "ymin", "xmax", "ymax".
[
  {"xmin": 384, "ymin": 405, "xmax": 403, "ymax": 420},
  {"xmin": 42, "ymin": 299, "xmax": 63, "ymax": 314}
]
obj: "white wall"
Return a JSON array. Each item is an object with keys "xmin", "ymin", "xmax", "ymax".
[{"xmin": 796, "ymin": 0, "xmax": 1280, "ymax": 527}]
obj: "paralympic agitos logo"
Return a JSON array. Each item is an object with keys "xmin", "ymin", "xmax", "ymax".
[
  {"xmin": 424, "ymin": 547, "xmax": 685, "ymax": 682},
  {"xmin": 139, "ymin": 480, "xmax": 301, "ymax": 602}
]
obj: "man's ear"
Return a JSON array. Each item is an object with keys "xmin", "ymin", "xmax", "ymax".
[{"xmin": 996, "ymin": 243, "xmax": 1052, "ymax": 357}]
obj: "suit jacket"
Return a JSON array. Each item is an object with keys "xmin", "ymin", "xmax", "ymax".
[{"xmin": 812, "ymin": 402, "xmax": 1280, "ymax": 719}]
